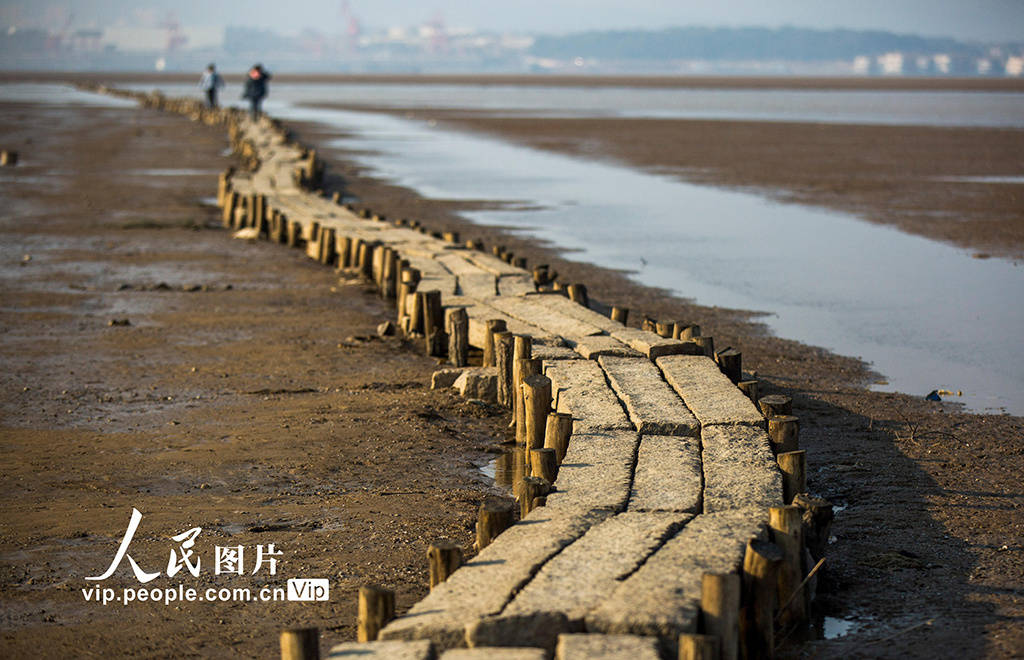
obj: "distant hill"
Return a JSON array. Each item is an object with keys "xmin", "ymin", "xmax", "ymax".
[{"xmin": 529, "ymin": 26, "xmax": 984, "ymax": 62}]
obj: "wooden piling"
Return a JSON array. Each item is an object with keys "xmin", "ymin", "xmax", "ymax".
[
  {"xmin": 422, "ymin": 290, "xmax": 446, "ymax": 357},
  {"xmin": 287, "ymin": 221, "xmax": 303, "ymax": 248},
  {"xmin": 610, "ymin": 306, "xmax": 629, "ymax": 325},
  {"xmin": 700, "ymin": 572, "xmax": 740, "ymax": 660},
  {"xmin": 566, "ymin": 283, "xmax": 589, "ymax": 307},
  {"xmin": 544, "ymin": 412, "xmax": 573, "ymax": 463},
  {"xmin": 777, "ymin": 451, "xmax": 806, "ymax": 504},
  {"xmin": 319, "ymin": 228, "xmax": 336, "ymax": 266},
  {"xmin": 476, "ymin": 500, "xmax": 515, "ymax": 550},
  {"xmin": 512, "ymin": 335, "xmax": 534, "ymax": 444},
  {"xmin": 717, "ymin": 348, "xmax": 742, "ymax": 384},
  {"xmin": 693, "ymin": 335, "xmax": 715, "ymax": 358},
  {"xmin": 495, "ymin": 331, "xmax": 515, "ymax": 408},
  {"xmin": 679, "ymin": 634, "xmax": 719, "ymax": 660},
  {"xmin": 656, "ymin": 320, "xmax": 676, "ymax": 338},
  {"xmin": 337, "ymin": 235, "xmax": 352, "ymax": 268},
  {"xmin": 407, "ymin": 284, "xmax": 425, "ymax": 336},
  {"xmin": 517, "ymin": 476, "xmax": 552, "ymax": 518},
  {"xmin": 398, "ymin": 268, "xmax": 421, "ymax": 333},
  {"xmin": 0, "ymin": 150, "xmax": 19, "ymax": 167},
  {"xmin": 769, "ymin": 506, "xmax": 806, "ymax": 628},
  {"xmin": 530, "ymin": 447, "xmax": 558, "ymax": 483},
  {"xmin": 483, "ymin": 319, "xmax": 507, "ymax": 368},
  {"xmin": 442, "ymin": 231, "xmax": 460, "ymax": 244},
  {"xmin": 758, "ymin": 395, "xmax": 793, "ymax": 419},
  {"xmin": 357, "ymin": 585, "xmax": 395, "ymax": 642},
  {"xmin": 740, "ymin": 539, "xmax": 784, "ymax": 660},
  {"xmin": 427, "ymin": 542, "xmax": 463, "ymax": 590},
  {"xmin": 448, "ymin": 307, "xmax": 470, "ymax": 367},
  {"xmin": 222, "ymin": 191, "xmax": 238, "ymax": 228},
  {"xmin": 767, "ymin": 416, "xmax": 799, "ymax": 454},
  {"xmin": 280, "ymin": 628, "xmax": 320, "ymax": 660},
  {"xmin": 522, "ymin": 373, "xmax": 553, "ymax": 451}
]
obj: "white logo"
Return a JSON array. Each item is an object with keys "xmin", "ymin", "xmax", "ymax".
[{"xmin": 287, "ymin": 579, "xmax": 330, "ymax": 602}]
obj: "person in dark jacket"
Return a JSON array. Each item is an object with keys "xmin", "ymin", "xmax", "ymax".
[{"xmin": 242, "ymin": 64, "xmax": 271, "ymax": 120}]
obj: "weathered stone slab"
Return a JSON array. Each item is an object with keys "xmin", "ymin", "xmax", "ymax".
[
  {"xmin": 453, "ymin": 367, "xmax": 498, "ymax": 403},
  {"xmin": 444, "ymin": 302, "xmax": 550, "ymax": 349},
  {"xmin": 327, "ymin": 639, "xmax": 434, "ymax": 659},
  {"xmin": 432, "ymin": 368, "xmax": 464, "ymax": 390},
  {"xmin": 628, "ymin": 435, "xmax": 702, "ymax": 514},
  {"xmin": 610, "ymin": 327, "xmax": 702, "ymax": 360},
  {"xmin": 458, "ymin": 273, "xmax": 499, "ymax": 298},
  {"xmin": 555, "ymin": 634, "xmax": 662, "ymax": 660},
  {"xmin": 465, "ymin": 612, "xmax": 571, "ymax": 654},
  {"xmin": 585, "ymin": 509, "xmax": 767, "ymax": 647},
  {"xmin": 573, "ymin": 335, "xmax": 642, "ymax": 359},
  {"xmin": 501, "ymin": 512, "xmax": 689, "ymax": 627},
  {"xmin": 498, "ymin": 274, "xmax": 536, "ymax": 296},
  {"xmin": 655, "ymin": 355, "xmax": 764, "ymax": 428},
  {"xmin": 544, "ymin": 431, "xmax": 639, "ymax": 517},
  {"xmin": 464, "ymin": 252, "xmax": 525, "ymax": 277},
  {"xmin": 441, "ymin": 649, "xmax": 546, "ymax": 660},
  {"xmin": 529, "ymin": 293, "xmax": 622, "ymax": 333},
  {"xmin": 702, "ymin": 425, "xmax": 783, "ymax": 513},
  {"xmin": 543, "ymin": 360, "xmax": 632, "ymax": 434},
  {"xmin": 531, "ymin": 341, "xmax": 580, "ymax": 361},
  {"xmin": 379, "ymin": 509, "xmax": 610, "ymax": 650},
  {"xmin": 598, "ymin": 356, "xmax": 699, "ymax": 437},
  {"xmin": 488, "ymin": 296, "xmax": 604, "ymax": 342}
]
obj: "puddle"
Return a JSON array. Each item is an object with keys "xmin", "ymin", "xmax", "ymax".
[
  {"xmin": 822, "ymin": 616, "xmax": 860, "ymax": 639},
  {"xmin": 270, "ymin": 105, "xmax": 1024, "ymax": 415},
  {"xmin": 479, "ymin": 446, "xmax": 529, "ymax": 491},
  {"xmin": 936, "ymin": 175, "xmax": 1024, "ymax": 184},
  {"xmin": 130, "ymin": 168, "xmax": 221, "ymax": 177}
]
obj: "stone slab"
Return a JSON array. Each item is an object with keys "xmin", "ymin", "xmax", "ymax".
[
  {"xmin": 441, "ymin": 649, "xmax": 546, "ymax": 660},
  {"xmin": 598, "ymin": 356, "xmax": 699, "ymax": 437},
  {"xmin": 463, "ymin": 252, "xmax": 526, "ymax": 277},
  {"xmin": 610, "ymin": 327, "xmax": 702, "ymax": 360},
  {"xmin": 327, "ymin": 640, "xmax": 434, "ymax": 659},
  {"xmin": 432, "ymin": 368, "xmax": 464, "ymax": 390},
  {"xmin": 529, "ymin": 293, "xmax": 622, "ymax": 333},
  {"xmin": 628, "ymin": 435, "xmax": 702, "ymax": 514},
  {"xmin": 585, "ymin": 509, "xmax": 767, "ymax": 646},
  {"xmin": 498, "ymin": 274, "xmax": 537, "ymax": 296},
  {"xmin": 379, "ymin": 509, "xmax": 610, "ymax": 650},
  {"xmin": 543, "ymin": 360, "xmax": 632, "ymax": 434},
  {"xmin": 702, "ymin": 425, "xmax": 783, "ymax": 513},
  {"xmin": 531, "ymin": 342, "xmax": 581, "ymax": 361},
  {"xmin": 502, "ymin": 512, "xmax": 690, "ymax": 624},
  {"xmin": 573, "ymin": 335, "xmax": 642, "ymax": 359},
  {"xmin": 544, "ymin": 431, "xmax": 639, "ymax": 517},
  {"xmin": 555, "ymin": 634, "xmax": 662, "ymax": 660},
  {"xmin": 453, "ymin": 367, "xmax": 498, "ymax": 403},
  {"xmin": 488, "ymin": 296, "xmax": 605, "ymax": 342},
  {"xmin": 655, "ymin": 355, "xmax": 765, "ymax": 428}
]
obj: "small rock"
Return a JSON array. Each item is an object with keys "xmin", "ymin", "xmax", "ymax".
[
  {"xmin": 376, "ymin": 320, "xmax": 396, "ymax": 337},
  {"xmin": 108, "ymin": 319, "xmax": 131, "ymax": 327}
]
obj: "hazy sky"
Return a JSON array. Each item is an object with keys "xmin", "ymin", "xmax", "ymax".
[{"xmin": 3, "ymin": 0, "xmax": 1023, "ymax": 42}]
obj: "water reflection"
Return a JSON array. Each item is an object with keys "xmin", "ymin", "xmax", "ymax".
[{"xmin": 481, "ymin": 446, "xmax": 530, "ymax": 491}]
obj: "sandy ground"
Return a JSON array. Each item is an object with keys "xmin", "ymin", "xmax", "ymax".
[
  {"xmin": 0, "ymin": 101, "xmax": 512, "ymax": 658},
  {"xmin": 1, "ymin": 75, "xmax": 1022, "ymax": 659}
]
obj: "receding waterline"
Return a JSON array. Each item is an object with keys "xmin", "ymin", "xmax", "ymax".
[{"xmin": 273, "ymin": 103, "xmax": 1023, "ymax": 415}]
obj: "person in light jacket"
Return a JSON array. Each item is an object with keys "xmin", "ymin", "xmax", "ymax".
[{"xmin": 198, "ymin": 63, "xmax": 225, "ymax": 108}]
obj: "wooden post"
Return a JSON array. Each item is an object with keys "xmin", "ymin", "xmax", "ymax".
[
  {"xmin": 287, "ymin": 221, "xmax": 303, "ymax": 248},
  {"xmin": 532, "ymin": 265, "xmax": 549, "ymax": 288},
  {"xmin": 530, "ymin": 447, "xmax": 558, "ymax": 484},
  {"xmin": 349, "ymin": 238, "xmax": 363, "ymax": 270},
  {"xmin": 792, "ymin": 494, "xmax": 834, "ymax": 563},
  {"xmin": 767, "ymin": 416, "xmax": 799, "ymax": 454},
  {"xmin": 483, "ymin": 319, "xmax": 507, "ymax": 367},
  {"xmin": 656, "ymin": 319, "xmax": 676, "ymax": 338},
  {"xmin": 544, "ymin": 412, "xmax": 573, "ymax": 463},
  {"xmin": 522, "ymin": 374, "xmax": 552, "ymax": 451},
  {"xmin": 427, "ymin": 542, "xmax": 463, "ymax": 589},
  {"xmin": 610, "ymin": 306, "xmax": 629, "ymax": 325},
  {"xmin": 758, "ymin": 395, "xmax": 793, "ymax": 419},
  {"xmin": 337, "ymin": 235, "xmax": 352, "ymax": 268},
  {"xmin": 495, "ymin": 331, "xmax": 515, "ymax": 409},
  {"xmin": 513, "ymin": 257, "xmax": 527, "ymax": 269},
  {"xmin": 216, "ymin": 170, "xmax": 229, "ymax": 206},
  {"xmin": 693, "ymin": 335, "xmax": 715, "ymax": 358},
  {"xmin": 319, "ymin": 228, "xmax": 336, "ymax": 266},
  {"xmin": 442, "ymin": 231, "xmax": 460, "ymax": 244},
  {"xmin": 222, "ymin": 191, "xmax": 238, "ymax": 228},
  {"xmin": 422, "ymin": 290, "xmax": 446, "ymax": 357},
  {"xmin": 566, "ymin": 283, "xmax": 589, "ymax": 307},
  {"xmin": 700, "ymin": 572, "xmax": 740, "ymax": 660},
  {"xmin": 407, "ymin": 285, "xmax": 425, "ymax": 336},
  {"xmin": 382, "ymin": 248, "xmax": 398, "ymax": 299},
  {"xmin": 679, "ymin": 634, "xmax": 719, "ymax": 660},
  {"xmin": 737, "ymin": 380, "xmax": 759, "ymax": 402},
  {"xmin": 280, "ymin": 628, "xmax": 319, "ymax": 660},
  {"xmin": 448, "ymin": 308, "xmax": 470, "ymax": 367},
  {"xmin": 356, "ymin": 585, "xmax": 395, "ymax": 642},
  {"xmin": 769, "ymin": 506, "xmax": 806, "ymax": 628},
  {"xmin": 740, "ymin": 539, "xmax": 784, "ymax": 660},
  {"xmin": 517, "ymin": 476, "xmax": 551, "ymax": 518},
  {"xmin": 777, "ymin": 451, "xmax": 806, "ymax": 504},
  {"xmin": 0, "ymin": 150, "xmax": 19, "ymax": 166},
  {"xmin": 476, "ymin": 500, "xmax": 514, "ymax": 550},
  {"xmin": 398, "ymin": 268, "xmax": 421, "ymax": 333},
  {"xmin": 717, "ymin": 348, "xmax": 742, "ymax": 384},
  {"xmin": 512, "ymin": 336, "xmax": 534, "ymax": 444}
]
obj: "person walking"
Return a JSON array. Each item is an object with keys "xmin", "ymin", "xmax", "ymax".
[
  {"xmin": 198, "ymin": 63, "xmax": 225, "ymax": 108},
  {"xmin": 242, "ymin": 64, "xmax": 271, "ymax": 121}
]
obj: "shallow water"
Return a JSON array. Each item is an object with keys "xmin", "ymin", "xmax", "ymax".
[{"xmin": 273, "ymin": 104, "xmax": 1024, "ymax": 415}]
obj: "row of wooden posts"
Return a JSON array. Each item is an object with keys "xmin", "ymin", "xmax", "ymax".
[{"xmin": 203, "ymin": 108, "xmax": 832, "ymax": 660}]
